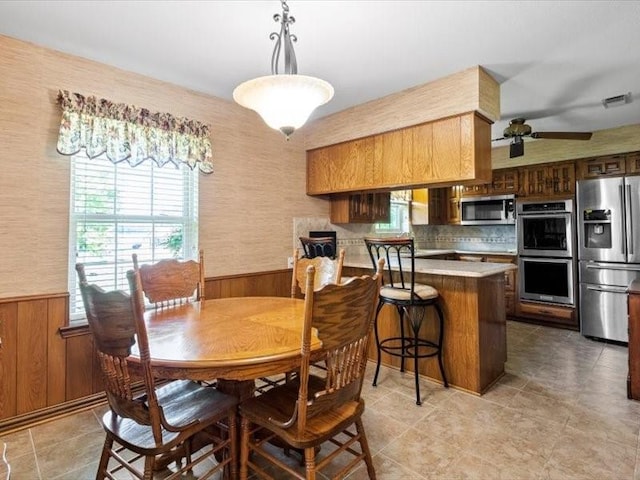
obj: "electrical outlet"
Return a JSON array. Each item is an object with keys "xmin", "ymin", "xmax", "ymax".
[{"xmin": 287, "ymin": 256, "xmax": 294, "ymax": 268}]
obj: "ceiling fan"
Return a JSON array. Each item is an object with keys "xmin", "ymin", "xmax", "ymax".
[{"xmin": 493, "ymin": 118, "xmax": 593, "ymax": 158}]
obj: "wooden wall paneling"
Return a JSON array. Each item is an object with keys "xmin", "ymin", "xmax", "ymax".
[
  {"xmin": 46, "ymin": 296, "xmax": 67, "ymax": 406},
  {"xmin": 432, "ymin": 116, "xmax": 462, "ymax": 181},
  {"xmin": 412, "ymin": 122, "xmax": 434, "ymax": 182},
  {"xmin": 0, "ymin": 304, "xmax": 17, "ymax": 420},
  {"xmin": 16, "ymin": 300, "xmax": 48, "ymax": 414},
  {"xmin": 65, "ymin": 334, "xmax": 95, "ymax": 401},
  {"xmin": 204, "ymin": 270, "xmax": 292, "ymax": 300}
]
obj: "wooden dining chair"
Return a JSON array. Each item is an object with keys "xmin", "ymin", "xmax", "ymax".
[
  {"xmin": 255, "ymin": 247, "xmax": 348, "ymax": 395},
  {"xmin": 132, "ymin": 249, "xmax": 205, "ymax": 308},
  {"xmin": 290, "ymin": 247, "xmax": 345, "ymax": 298},
  {"xmin": 76, "ymin": 263, "xmax": 238, "ymax": 480},
  {"xmin": 299, "ymin": 236, "xmax": 336, "ymax": 259},
  {"xmin": 239, "ymin": 258, "xmax": 384, "ymax": 480}
]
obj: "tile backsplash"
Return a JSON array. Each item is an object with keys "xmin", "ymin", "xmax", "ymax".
[{"xmin": 293, "ymin": 217, "xmax": 517, "ymax": 257}]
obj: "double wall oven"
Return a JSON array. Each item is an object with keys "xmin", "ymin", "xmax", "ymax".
[{"xmin": 517, "ymin": 199, "xmax": 576, "ymax": 306}]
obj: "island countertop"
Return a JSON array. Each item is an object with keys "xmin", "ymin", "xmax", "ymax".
[{"xmin": 344, "ymin": 254, "xmax": 515, "ymax": 278}]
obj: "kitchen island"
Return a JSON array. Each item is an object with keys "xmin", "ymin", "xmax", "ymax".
[{"xmin": 343, "ymin": 255, "xmax": 515, "ymax": 395}]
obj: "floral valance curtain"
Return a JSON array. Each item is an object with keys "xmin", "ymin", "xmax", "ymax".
[{"xmin": 56, "ymin": 90, "xmax": 213, "ymax": 174}]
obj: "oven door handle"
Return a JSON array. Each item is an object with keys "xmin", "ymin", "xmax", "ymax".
[{"xmin": 585, "ymin": 285, "xmax": 628, "ymax": 294}]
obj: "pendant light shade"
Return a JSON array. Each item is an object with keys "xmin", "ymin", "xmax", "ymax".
[
  {"xmin": 232, "ymin": 0, "xmax": 334, "ymax": 139},
  {"xmin": 233, "ymin": 74, "xmax": 333, "ymax": 138}
]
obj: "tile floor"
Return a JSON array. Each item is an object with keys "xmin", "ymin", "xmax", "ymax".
[{"xmin": 2, "ymin": 320, "xmax": 639, "ymax": 479}]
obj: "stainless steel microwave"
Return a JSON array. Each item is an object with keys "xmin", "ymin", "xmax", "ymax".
[{"xmin": 459, "ymin": 194, "xmax": 516, "ymax": 225}]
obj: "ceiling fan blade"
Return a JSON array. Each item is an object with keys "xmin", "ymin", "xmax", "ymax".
[
  {"xmin": 530, "ymin": 131, "xmax": 593, "ymax": 140},
  {"xmin": 492, "ymin": 136, "xmax": 507, "ymax": 142}
]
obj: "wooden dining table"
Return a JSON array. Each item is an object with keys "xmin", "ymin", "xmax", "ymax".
[{"xmin": 130, "ymin": 296, "xmax": 323, "ymax": 400}]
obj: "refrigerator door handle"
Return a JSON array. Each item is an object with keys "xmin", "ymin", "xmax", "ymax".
[
  {"xmin": 586, "ymin": 285, "xmax": 629, "ymax": 294},
  {"xmin": 585, "ymin": 263, "xmax": 640, "ymax": 272},
  {"xmin": 627, "ymin": 184, "xmax": 634, "ymax": 255},
  {"xmin": 620, "ymin": 185, "xmax": 627, "ymax": 255}
]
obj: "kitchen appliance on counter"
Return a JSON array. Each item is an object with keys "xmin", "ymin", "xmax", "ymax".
[
  {"xmin": 517, "ymin": 199, "xmax": 576, "ymax": 306},
  {"xmin": 577, "ymin": 176, "xmax": 640, "ymax": 342},
  {"xmin": 459, "ymin": 194, "xmax": 515, "ymax": 225}
]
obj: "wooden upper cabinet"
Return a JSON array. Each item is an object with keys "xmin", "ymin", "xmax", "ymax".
[
  {"xmin": 447, "ymin": 185, "xmax": 462, "ymax": 224},
  {"xmin": 491, "ymin": 168, "xmax": 519, "ymax": 195},
  {"xmin": 410, "ymin": 188, "xmax": 446, "ymax": 225},
  {"xmin": 330, "ymin": 192, "xmax": 390, "ymax": 224},
  {"xmin": 626, "ymin": 152, "xmax": 640, "ymax": 175},
  {"xmin": 411, "ymin": 123, "xmax": 433, "ymax": 182},
  {"xmin": 432, "ymin": 116, "xmax": 462, "ymax": 181},
  {"xmin": 307, "ymin": 137, "xmax": 376, "ymax": 195},
  {"xmin": 522, "ymin": 161, "xmax": 575, "ymax": 198},
  {"xmin": 576, "ymin": 154, "xmax": 626, "ymax": 179},
  {"xmin": 461, "ymin": 184, "xmax": 489, "ymax": 196},
  {"xmin": 627, "ymin": 152, "xmax": 640, "ymax": 175},
  {"xmin": 306, "ymin": 112, "xmax": 492, "ymax": 195},
  {"xmin": 377, "ymin": 129, "xmax": 412, "ymax": 187},
  {"xmin": 307, "ymin": 147, "xmax": 332, "ymax": 195}
]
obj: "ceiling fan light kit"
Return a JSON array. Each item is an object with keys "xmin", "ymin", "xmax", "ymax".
[{"xmin": 233, "ymin": 0, "xmax": 334, "ymax": 139}]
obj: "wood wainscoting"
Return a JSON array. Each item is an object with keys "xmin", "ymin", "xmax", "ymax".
[{"xmin": 0, "ymin": 269, "xmax": 291, "ymax": 433}]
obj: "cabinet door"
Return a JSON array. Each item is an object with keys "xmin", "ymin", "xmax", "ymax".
[
  {"xmin": 411, "ymin": 188, "xmax": 444, "ymax": 225},
  {"xmin": 491, "ymin": 168, "xmax": 519, "ymax": 195},
  {"xmin": 333, "ymin": 138, "xmax": 377, "ymax": 191},
  {"xmin": 577, "ymin": 154, "xmax": 626, "ymax": 179},
  {"xmin": 627, "ymin": 152, "xmax": 640, "ymax": 175},
  {"xmin": 524, "ymin": 166, "xmax": 548, "ymax": 197},
  {"xmin": 331, "ymin": 193, "xmax": 390, "ymax": 224},
  {"xmin": 306, "ymin": 147, "xmax": 332, "ymax": 195},
  {"xmin": 447, "ymin": 186, "xmax": 462, "ymax": 224},
  {"xmin": 432, "ymin": 116, "xmax": 462, "ymax": 181},
  {"xmin": 411, "ymin": 123, "xmax": 433, "ymax": 182},
  {"xmin": 547, "ymin": 162, "xmax": 575, "ymax": 196},
  {"xmin": 376, "ymin": 130, "xmax": 412, "ymax": 188}
]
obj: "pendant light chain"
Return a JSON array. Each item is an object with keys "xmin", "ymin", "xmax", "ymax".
[{"xmin": 270, "ymin": 0, "xmax": 298, "ymax": 75}]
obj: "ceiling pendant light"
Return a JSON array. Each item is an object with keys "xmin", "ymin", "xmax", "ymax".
[{"xmin": 233, "ymin": 0, "xmax": 334, "ymax": 139}]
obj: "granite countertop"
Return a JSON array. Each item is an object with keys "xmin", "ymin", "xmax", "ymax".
[
  {"xmin": 411, "ymin": 249, "xmax": 517, "ymax": 258},
  {"xmin": 345, "ymin": 254, "xmax": 516, "ymax": 278}
]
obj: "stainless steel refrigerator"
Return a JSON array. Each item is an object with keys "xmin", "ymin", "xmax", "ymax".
[{"xmin": 577, "ymin": 176, "xmax": 640, "ymax": 342}]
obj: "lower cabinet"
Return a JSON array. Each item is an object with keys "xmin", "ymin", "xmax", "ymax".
[
  {"xmin": 515, "ymin": 300, "xmax": 577, "ymax": 329},
  {"xmin": 455, "ymin": 253, "xmax": 517, "ymax": 317}
]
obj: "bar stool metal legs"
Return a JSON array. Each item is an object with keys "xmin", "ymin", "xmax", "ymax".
[{"xmin": 372, "ymin": 300, "xmax": 448, "ymax": 405}]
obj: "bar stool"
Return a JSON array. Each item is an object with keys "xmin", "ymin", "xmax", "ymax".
[{"xmin": 364, "ymin": 237, "xmax": 448, "ymax": 405}]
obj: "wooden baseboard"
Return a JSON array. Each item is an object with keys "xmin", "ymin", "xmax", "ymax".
[{"xmin": 0, "ymin": 392, "xmax": 107, "ymax": 436}]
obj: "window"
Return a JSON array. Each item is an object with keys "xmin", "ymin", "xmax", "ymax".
[
  {"xmin": 374, "ymin": 190, "xmax": 410, "ymax": 234},
  {"xmin": 68, "ymin": 154, "xmax": 198, "ymax": 322}
]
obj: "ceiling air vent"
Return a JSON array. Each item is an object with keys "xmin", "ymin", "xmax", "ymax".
[{"xmin": 602, "ymin": 92, "xmax": 632, "ymax": 108}]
